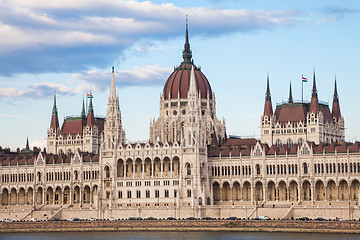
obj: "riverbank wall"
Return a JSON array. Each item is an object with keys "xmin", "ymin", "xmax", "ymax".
[{"xmin": 1, "ymin": 220, "xmax": 360, "ymax": 234}]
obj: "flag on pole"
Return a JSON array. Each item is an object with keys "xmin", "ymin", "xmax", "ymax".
[
  {"xmin": 302, "ymin": 75, "xmax": 308, "ymax": 82},
  {"xmin": 87, "ymin": 93, "xmax": 93, "ymax": 98}
]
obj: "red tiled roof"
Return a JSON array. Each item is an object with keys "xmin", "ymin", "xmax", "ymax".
[
  {"xmin": 163, "ymin": 62, "xmax": 212, "ymax": 100},
  {"xmin": 275, "ymin": 103, "xmax": 307, "ymax": 123},
  {"xmin": 274, "ymin": 103, "xmax": 333, "ymax": 124},
  {"xmin": 220, "ymin": 147, "xmax": 230, "ymax": 157},
  {"xmin": 325, "ymin": 143, "xmax": 336, "ymax": 153},
  {"xmin": 336, "ymin": 143, "xmax": 349, "ymax": 153},
  {"xmin": 278, "ymin": 145, "xmax": 289, "ymax": 155},
  {"xmin": 50, "ymin": 114, "xmax": 59, "ymax": 130},
  {"xmin": 313, "ymin": 143, "xmax": 324, "ymax": 154},
  {"xmin": 222, "ymin": 138, "xmax": 257, "ymax": 146},
  {"xmin": 61, "ymin": 118, "xmax": 85, "ymax": 136},
  {"xmin": 289, "ymin": 144, "xmax": 298, "ymax": 154},
  {"xmin": 61, "ymin": 117, "xmax": 104, "ymax": 136},
  {"xmin": 348, "ymin": 142, "xmax": 360, "ymax": 152},
  {"xmin": 240, "ymin": 146, "xmax": 251, "ymax": 156},
  {"xmin": 267, "ymin": 145, "xmax": 278, "ymax": 155}
]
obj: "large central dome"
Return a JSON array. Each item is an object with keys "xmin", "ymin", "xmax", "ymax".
[{"xmin": 163, "ymin": 25, "xmax": 212, "ymax": 100}]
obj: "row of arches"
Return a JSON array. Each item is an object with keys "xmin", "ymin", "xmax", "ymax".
[
  {"xmin": 212, "ymin": 179, "xmax": 360, "ymax": 203},
  {"xmin": 1, "ymin": 169, "xmax": 99, "ymax": 184},
  {"xmin": 212, "ymin": 161, "xmax": 360, "ymax": 178},
  {"xmin": 116, "ymin": 157, "xmax": 180, "ymax": 178},
  {"xmin": 0, "ymin": 185, "xmax": 98, "ymax": 206}
]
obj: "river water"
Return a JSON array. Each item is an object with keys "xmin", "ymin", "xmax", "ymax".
[{"xmin": 1, "ymin": 232, "xmax": 360, "ymax": 240}]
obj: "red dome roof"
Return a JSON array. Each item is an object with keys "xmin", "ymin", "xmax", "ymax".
[{"xmin": 163, "ymin": 62, "xmax": 212, "ymax": 100}]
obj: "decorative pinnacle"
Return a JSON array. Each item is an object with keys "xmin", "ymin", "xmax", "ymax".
[
  {"xmin": 182, "ymin": 16, "xmax": 192, "ymax": 63},
  {"xmin": 312, "ymin": 69, "xmax": 318, "ymax": 98},
  {"xmin": 52, "ymin": 94, "xmax": 58, "ymax": 115},
  {"xmin": 88, "ymin": 90, "xmax": 94, "ymax": 113},
  {"xmin": 26, "ymin": 137, "xmax": 30, "ymax": 151},
  {"xmin": 81, "ymin": 98, "xmax": 86, "ymax": 117},
  {"xmin": 110, "ymin": 66, "xmax": 116, "ymax": 98},
  {"xmin": 265, "ymin": 74, "xmax": 271, "ymax": 101},
  {"xmin": 333, "ymin": 77, "xmax": 339, "ymax": 102},
  {"xmin": 288, "ymin": 81, "xmax": 293, "ymax": 103}
]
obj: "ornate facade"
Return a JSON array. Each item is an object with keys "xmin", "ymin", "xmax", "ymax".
[
  {"xmin": 0, "ymin": 25, "xmax": 359, "ymax": 220},
  {"xmin": 261, "ymin": 75, "xmax": 345, "ymax": 146},
  {"xmin": 46, "ymin": 93, "xmax": 105, "ymax": 155}
]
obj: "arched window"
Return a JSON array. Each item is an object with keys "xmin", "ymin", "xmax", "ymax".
[
  {"xmin": 287, "ymin": 139, "xmax": 293, "ymax": 149},
  {"xmin": 104, "ymin": 166, "xmax": 110, "ymax": 178},
  {"xmin": 276, "ymin": 139, "xmax": 282, "ymax": 149},
  {"xmin": 187, "ymin": 189, "xmax": 191, "ymax": 198},
  {"xmin": 186, "ymin": 163, "xmax": 191, "ymax": 175},
  {"xmin": 37, "ymin": 172, "xmax": 41, "ymax": 182},
  {"xmin": 256, "ymin": 164, "xmax": 260, "ymax": 175},
  {"xmin": 298, "ymin": 138, "xmax": 303, "ymax": 146},
  {"xmin": 303, "ymin": 162, "xmax": 308, "ymax": 174}
]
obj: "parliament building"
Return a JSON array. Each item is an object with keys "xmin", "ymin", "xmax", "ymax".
[{"xmin": 0, "ymin": 25, "xmax": 359, "ymax": 220}]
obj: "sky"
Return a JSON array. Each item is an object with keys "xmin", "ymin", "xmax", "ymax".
[{"xmin": 1, "ymin": 0, "xmax": 360, "ymax": 150}]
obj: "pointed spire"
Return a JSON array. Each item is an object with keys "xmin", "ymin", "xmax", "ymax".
[
  {"xmin": 110, "ymin": 66, "xmax": 116, "ymax": 98},
  {"xmin": 188, "ymin": 65, "xmax": 197, "ymax": 98},
  {"xmin": 81, "ymin": 98, "xmax": 86, "ymax": 118},
  {"xmin": 333, "ymin": 77, "xmax": 339, "ymax": 103},
  {"xmin": 211, "ymin": 129, "xmax": 218, "ymax": 146},
  {"xmin": 288, "ymin": 81, "xmax": 293, "ymax": 103},
  {"xmin": 265, "ymin": 73, "xmax": 271, "ymax": 101},
  {"xmin": 332, "ymin": 77, "xmax": 341, "ymax": 119},
  {"xmin": 26, "ymin": 137, "xmax": 30, "ymax": 151},
  {"xmin": 52, "ymin": 94, "xmax": 57, "ymax": 115},
  {"xmin": 88, "ymin": 90, "xmax": 93, "ymax": 113},
  {"xmin": 310, "ymin": 69, "xmax": 319, "ymax": 113},
  {"xmin": 50, "ymin": 94, "xmax": 59, "ymax": 130},
  {"xmin": 182, "ymin": 16, "xmax": 192, "ymax": 63},
  {"xmin": 263, "ymin": 74, "xmax": 273, "ymax": 116},
  {"xmin": 312, "ymin": 69, "xmax": 318, "ymax": 98}
]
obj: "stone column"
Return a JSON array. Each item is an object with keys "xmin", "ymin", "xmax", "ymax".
[
  {"xmin": 219, "ymin": 184, "xmax": 223, "ymax": 202},
  {"xmin": 325, "ymin": 184, "xmax": 328, "ymax": 201},
  {"xmin": 170, "ymin": 160, "xmax": 173, "ymax": 178},
  {"xmin": 231, "ymin": 186, "xmax": 234, "ymax": 205},
  {"xmin": 70, "ymin": 188, "xmax": 73, "ymax": 204},
  {"xmin": 263, "ymin": 185, "xmax": 266, "ymax": 202},
  {"xmin": 79, "ymin": 188, "xmax": 82, "ymax": 207},
  {"xmin": 297, "ymin": 185, "xmax": 301, "ymax": 202},
  {"xmin": 132, "ymin": 163, "xmax": 135, "ymax": 179},
  {"xmin": 161, "ymin": 160, "xmax": 163, "ymax": 178},
  {"xmin": 42, "ymin": 189, "xmax": 45, "ymax": 205},
  {"xmin": 142, "ymin": 162, "xmax": 145, "ymax": 179},
  {"xmin": 311, "ymin": 185, "xmax": 314, "ymax": 202},
  {"xmin": 250, "ymin": 184, "xmax": 254, "ymax": 203},
  {"xmin": 33, "ymin": 189, "xmax": 35, "ymax": 208},
  {"xmin": 152, "ymin": 161, "xmax": 155, "ymax": 177}
]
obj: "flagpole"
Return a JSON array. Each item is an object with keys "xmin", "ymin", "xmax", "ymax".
[
  {"xmin": 86, "ymin": 91, "xmax": 88, "ymax": 114},
  {"xmin": 301, "ymin": 75, "xmax": 303, "ymax": 103}
]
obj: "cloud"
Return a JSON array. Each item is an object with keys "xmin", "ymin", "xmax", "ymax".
[
  {"xmin": 0, "ymin": 114, "xmax": 20, "ymax": 118},
  {"xmin": 0, "ymin": 82, "xmax": 89, "ymax": 98},
  {"xmin": 73, "ymin": 65, "xmax": 171, "ymax": 89},
  {"xmin": 322, "ymin": 6, "xmax": 360, "ymax": 18},
  {"xmin": 0, "ymin": 0, "xmax": 307, "ymax": 76},
  {"xmin": 0, "ymin": 65, "xmax": 171, "ymax": 99}
]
